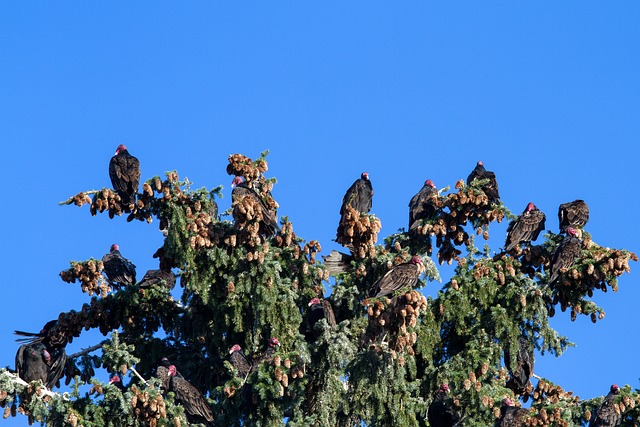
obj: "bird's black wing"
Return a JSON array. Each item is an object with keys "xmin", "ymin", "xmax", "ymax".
[
  {"xmin": 102, "ymin": 251, "xmax": 137, "ymax": 287},
  {"xmin": 409, "ymin": 185, "xmax": 438, "ymax": 231},
  {"xmin": 370, "ymin": 263, "xmax": 419, "ymax": 298},
  {"xmin": 46, "ymin": 348, "xmax": 66, "ymax": 389},
  {"xmin": 230, "ymin": 351, "xmax": 252, "ymax": 378},
  {"xmin": 170, "ymin": 376, "xmax": 215, "ymax": 426},
  {"xmin": 340, "ymin": 178, "xmax": 373, "ymax": 215},
  {"xmin": 323, "ymin": 300, "xmax": 337, "ymax": 328},
  {"xmin": 505, "ymin": 208, "xmax": 546, "ymax": 251},
  {"xmin": 558, "ymin": 200, "xmax": 589, "ymax": 232},
  {"xmin": 549, "ymin": 235, "xmax": 581, "ymax": 284},
  {"xmin": 109, "ymin": 151, "xmax": 140, "ymax": 204}
]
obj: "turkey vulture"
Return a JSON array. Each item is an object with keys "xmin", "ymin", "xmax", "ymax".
[
  {"xmin": 467, "ymin": 161, "xmax": 500, "ymax": 204},
  {"xmin": 109, "ymin": 144, "xmax": 140, "ymax": 206},
  {"xmin": 251, "ymin": 337, "xmax": 281, "ymax": 372},
  {"xmin": 504, "ymin": 336, "xmax": 534, "ymax": 396},
  {"xmin": 408, "ymin": 179, "xmax": 439, "ymax": 232},
  {"xmin": 558, "ymin": 200, "xmax": 589, "ymax": 233},
  {"xmin": 160, "ymin": 357, "xmax": 183, "ymax": 379},
  {"xmin": 340, "ymin": 172, "xmax": 373, "ymax": 216},
  {"xmin": 15, "ymin": 321, "xmax": 66, "ymax": 390},
  {"xmin": 156, "ymin": 364, "xmax": 215, "ymax": 426},
  {"xmin": 427, "ymin": 384, "xmax": 461, "ymax": 427},
  {"xmin": 497, "ymin": 398, "xmax": 529, "ymax": 427},
  {"xmin": 589, "ymin": 384, "xmax": 621, "ymax": 427},
  {"xmin": 369, "ymin": 256, "xmax": 425, "ymax": 298},
  {"xmin": 504, "ymin": 203, "xmax": 546, "ymax": 252},
  {"xmin": 322, "ymin": 250, "xmax": 354, "ymax": 275},
  {"xmin": 138, "ymin": 268, "xmax": 176, "ymax": 290},
  {"xmin": 229, "ymin": 345, "xmax": 252, "ymax": 378},
  {"xmin": 108, "ymin": 374, "xmax": 127, "ymax": 392},
  {"xmin": 231, "ymin": 176, "xmax": 280, "ymax": 236},
  {"xmin": 102, "ymin": 244, "xmax": 137, "ymax": 289},
  {"xmin": 305, "ymin": 297, "xmax": 336, "ymax": 341},
  {"xmin": 549, "ymin": 227, "xmax": 581, "ymax": 285}
]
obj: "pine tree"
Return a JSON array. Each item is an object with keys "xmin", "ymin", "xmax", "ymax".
[{"xmin": 0, "ymin": 151, "xmax": 637, "ymax": 427}]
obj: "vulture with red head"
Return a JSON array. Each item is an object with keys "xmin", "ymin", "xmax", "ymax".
[
  {"xmin": 231, "ymin": 176, "xmax": 279, "ymax": 236},
  {"xmin": 305, "ymin": 297, "xmax": 336, "ymax": 341},
  {"xmin": 340, "ymin": 172, "xmax": 373, "ymax": 216},
  {"xmin": 558, "ymin": 199, "xmax": 589, "ymax": 233},
  {"xmin": 467, "ymin": 161, "xmax": 500, "ymax": 204},
  {"xmin": 408, "ymin": 179, "xmax": 439, "ymax": 232},
  {"xmin": 15, "ymin": 320, "xmax": 66, "ymax": 389},
  {"xmin": 369, "ymin": 256, "xmax": 425, "ymax": 298},
  {"xmin": 504, "ymin": 336, "xmax": 534, "ymax": 396},
  {"xmin": 427, "ymin": 384, "xmax": 461, "ymax": 427},
  {"xmin": 251, "ymin": 337, "xmax": 281, "ymax": 372},
  {"xmin": 109, "ymin": 144, "xmax": 140, "ymax": 206},
  {"xmin": 589, "ymin": 384, "xmax": 621, "ymax": 427},
  {"xmin": 102, "ymin": 244, "xmax": 137, "ymax": 289},
  {"xmin": 504, "ymin": 203, "xmax": 546, "ymax": 252},
  {"xmin": 548, "ymin": 227, "xmax": 581, "ymax": 285},
  {"xmin": 497, "ymin": 398, "xmax": 529, "ymax": 427},
  {"xmin": 108, "ymin": 374, "xmax": 127, "ymax": 392},
  {"xmin": 229, "ymin": 345, "xmax": 252, "ymax": 378},
  {"xmin": 156, "ymin": 364, "xmax": 215, "ymax": 427}
]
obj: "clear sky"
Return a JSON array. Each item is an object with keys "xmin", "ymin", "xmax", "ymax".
[{"xmin": 1, "ymin": 2, "xmax": 639, "ymax": 425}]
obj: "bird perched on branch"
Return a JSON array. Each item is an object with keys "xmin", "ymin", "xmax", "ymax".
[
  {"xmin": 156, "ymin": 364, "xmax": 215, "ymax": 427},
  {"xmin": 231, "ymin": 176, "xmax": 280, "ymax": 236},
  {"xmin": 108, "ymin": 374, "xmax": 127, "ymax": 392},
  {"xmin": 558, "ymin": 199, "xmax": 589, "ymax": 234},
  {"xmin": 229, "ymin": 345, "xmax": 252, "ymax": 378},
  {"xmin": 589, "ymin": 384, "xmax": 621, "ymax": 427},
  {"xmin": 15, "ymin": 320, "xmax": 67, "ymax": 389},
  {"xmin": 467, "ymin": 161, "xmax": 500, "ymax": 204},
  {"xmin": 251, "ymin": 337, "xmax": 281, "ymax": 372},
  {"xmin": 504, "ymin": 336, "xmax": 534, "ymax": 397},
  {"xmin": 109, "ymin": 144, "xmax": 140, "ymax": 207},
  {"xmin": 497, "ymin": 398, "xmax": 529, "ymax": 427},
  {"xmin": 305, "ymin": 297, "xmax": 336, "ymax": 341},
  {"xmin": 504, "ymin": 203, "xmax": 546, "ymax": 252},
  {"xmin": 336, "ymin": 172, "xmax": 373, "ymax": 244},
  {"xmin": 549, "ymin": 227, "xmax": 581, "ymax": 285},
  {"xmin": 369, "ymin": 256, "xmax": 425, "ymax": 298},
  {"xmin": 102, "ymin": 244, "xmax": 137, "ymax": 289},
  {"xmin": 408, "ymin": 179, "xmax": 439, "ymax": 233},
  {"xmin": 427, "ymin": 383, "xmax": 461, "ymax": 427},
  {"xmin": 138, "ymin": 268, "xmax": 176, "ymax": 290}
]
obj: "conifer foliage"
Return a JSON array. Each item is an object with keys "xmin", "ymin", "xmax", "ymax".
[{"xmin": 0, "ymin": 151, "xmax": 637, "ymax": 426}]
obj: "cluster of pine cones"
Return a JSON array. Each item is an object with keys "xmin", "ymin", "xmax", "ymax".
[
  {"xmin": 59, "ymin": 259, "xmax": 110, "ymax": 297},
  {"xmin": 130, "ymin": 385, "xmax": 166, "ymax": 427},
  {"xmin": 336, "ymin": 205, "xmax": 382, "ymax": 259},
  {"xmin": 226, "ymin": 153, "xmax": 267, "ymax": 183},
  {"xmin": 273, "ymin": 355, "xmax": 305, "ymax": 398}
]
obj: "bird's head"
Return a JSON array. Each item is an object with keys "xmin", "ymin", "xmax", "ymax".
[
  {"xmin": 168, "ymin": 365, "xmax": 178, "ymax": 377},
  {"xmin": 268, "ymin": 337, "xmax": 281, "ymax": 347},
  {"xmin": 526, "ymin": 202, "xmax": 536, "ymax": 212},
  {"xmin": 566, "ymin": 227, "xmax": 579, "ymax": 237},
  {"xmin": 611, "ymin": 384, "xmax": 620, "ymax": 394},
  {"xmin": 41, "ymin": 349, "xmax": 51, "ymax": 364},
  {"xmin": 410, "ymin": 256, "xmax": 423, "ymax": 265},
  {"xmin": 425, "ymin": 179, "xmax": 436, "ymax": 188},
  {"xmin": 439, "ymin": 383, "xmax": 450, "ymax": 393},
  {"xmin": 502, "ymin": 397, "xmax": 514, "ymax": 407},
  {"xmin": 229, "ymin": 344, "xmax": 242, "ymax": 354},
  {"xmin": 160, "ymin": 357, "xmax": 171, "ymax": 367},
  {"xmin": 231, "ymin": 176, "xmax": 244, "ymax": 188},
  {"xmin": 115, "ymin": 144, "xmax": 127, "ymax": 155},
  {"xmin": 109, "ymin": 375, "xmax": 121, "ymax": 385},
  {"xmin": 476, "ymin": 160, "xmax": 484, "ymax": 167},
  {"xmin": 110, "ymin": 243, "xmax": 120, "ymax": 252},
  {"xmin": 361, "ymin": 172, "xmax": 369, "ymax": 180},
  {"xmin": 308, "ymin": 297, "xmax": 321, "ymax": 307}
]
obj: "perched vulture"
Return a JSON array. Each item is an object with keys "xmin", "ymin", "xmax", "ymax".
[
  {"xmin": 15, "ymin": 321, "xmax": 66, "ymax": 390},
  {"xmin": 427, "ymin": 384, "xmax": 461, "ymax": 427},
  {"xmin": 589, "ymin": 384, "xmax": 621, "ymax": 427},
  {"xmin": 108, "ymin": 374, "xmax": 127, "ymax": 392},
  {"xmin": 160, "ymin": 357, "xmax": 183, "ymax": 379},
  {"xmin": 339, "ymin": 172, "xmax": 374, "ymax": 216},
  {"xmin": 231, "ymin": 176, "xmax": 280, "ymax": 236},
  {"xmin": 156, "ymin": 364, "xmax": 215, "ymax": 427},
  {"xmin": 305, "ymin": 297, "xmax": 336, "ymax": 341},
  {"xmin": 497, "ymin": 398, "xmax": 529, "ymax": 427},
  {"xmin": 251, "ymin": 338, "xmax": 281, "ymax": 372},
  {"xmin": 466, "ymin": 161, "xmax": 500, "ymax": 204},
  {"xmin": 549, "ymin": 227, "xmax": 582, "ymax": 285},
  {"xmin": 102, "ymin": 244, "xmax": 137, "ymax": 289},
  {"xmin": 229, "ymin": 345, "xmax": 252, "ymax": 378},
  {"xmin": 109, "ymin": 144, "xmax": 141, "ymax": 206},
  {"xmin": 138, "ymin": 268, "xmax": 176, "ymax": 290},
  {"xmin": 322, "ymin": 250, "xmax": 354, "ymax": 275},
  {"xmin": 504, "ymin": 203, "xmax": 546, "ymax": 252},
  {"xmin": 504, "ymin": 336, "xmax": 534, "ymax": 396},
  {"xmin": 558, "ymin": 199, "xmax": 589, "ymax": 233},
  {"xmin": 408, "ymin": 179, "xmax": 439, "ymax": 232},
  {"xmin": 369, "ymin": 256, "xmax": 425, "ymax": 298}
]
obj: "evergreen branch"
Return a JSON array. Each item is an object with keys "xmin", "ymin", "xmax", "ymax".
[
  {"xmin": 1, "ymin": 370, "xmax": 63, "ymax": 400},
  {"xmin": 58, "ymin": 190, "xmax": 104, "ymax": 205}
]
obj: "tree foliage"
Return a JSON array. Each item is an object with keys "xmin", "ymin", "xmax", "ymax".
[{"xmin": 1, "ymin": 152, "xmax": 637, "ymax": 427}]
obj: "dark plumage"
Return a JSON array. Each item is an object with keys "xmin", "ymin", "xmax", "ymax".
[
  {"xmin": 109, "ymin": 144, "xmax": 140, "ymax": 206},
  {"xmin": 558, "ymin": 199, "xmax": 589, "ymax": 233},
  {"xmin": 231, "ymin": 176, "xmax": 280, "ymax": 236},
  {"xmin": 504, "ymin": 203, "xmax": 546, "ymax": 251},
  {"xmin": 157, "ymin": 364, "xmax": 215, "ymax": 427},
  {"xmin": 340, "ymin": 172, "xmax": 373, "ymax": 216},
  {"xmin": 497, "ymin": 398, "xmax": 529, "ymax": 427},
  {"xmin": 229, "ymin": 345, "xmax": 252, "ymax": 378},
  {"xmin": 427, "ymin": 384, "xmax": 461, "ymax": 427},
  {"xmin": 109, "ymin": 374, "xmax": 127, "ymax": 391},
  {"xmin": 549, "ymin": 227, "xmax": 582, "ymax": 284},
  {"xmin": 467, "ymin": 161, "xmax": 500, "ymax": 204},
  {"xmin": 251, "ymin": 338, "xmax": 281, "ymax": 372},
  {"xmin": 102, "ymin": 244, "xmax": 137, "ymax": 288},
  {"xmin": 138, "ymin": 268, "xmax": 176, "ymax": 289},
  {"xmin": 409, "ymin": 179, "xmax": 438, "ymax": 232},
  {"xmin": 305, "ymin": 298, "xmax": 336, "ymax": 341},
  {"xmin": 15, "ymin": 321, "xmax": 66, "ymax": 390},
  {"xmin": 369, "ymin": 256, "xmax": 425, "ymax": 298},
  {"xmin": 160, "ymin": 357, "xmax": 183, "ymax": 379},
  {"xmin": 589, "ymin": 384, "xmax": 621, "ymax": 427},
  {"xmin": 322, "ymin": 250, "xmax": 354, "ymax": 275},
  {"xmin": 504, "ymin": 336, "xmax": 534, "ymax": 396}
]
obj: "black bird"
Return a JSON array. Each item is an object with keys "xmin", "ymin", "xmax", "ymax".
[
  {"xmin": 231, "ymin": 176, "xmax": 280, "ymax": 236},
  {"xmin": 408, "ymin": 179, "xmax": 439, "ymax": 232},
  {"xmin": 138, "ymin": 268, "xmax": 176, "ymax": 290},
  {"xmin": 229, "ymin": 345, "xmax": 252, "ymax": 378},
  {"xmin": 251, "ymin": 338, "xmax": 281, "ymax": 372},
  {"xmin": 427, "ymin": 384, "xmax": 461, "ymax": 427},
  {"xmin": 558, "ymin": 199, "xmax": 589, "ymax": 233},
  {"xmin": 548, "ymin": 227, "xmax": 581, "ymax": 285},
  {"xmin": 504, "ymin": 336, "xmax": 534, "ymax": 396},
  {"xmin": 369, "ymin": 256, "xmax": 425, "ymax": 298},
  {"xmin": 108, "ymin": 374, "xmax": 127, "ymax": 392},
  {"xmin": 504, "ymin": 203, "xmax": 546, "ymax": 252},
  {"xmin": 589, "ymin": 384, "xmax": 621, "ymax": 427},
  {"xmin": 305, "ymin": 297, "xmax": 336, "ymax": 341},
  {"xmin": 15, "ymin": 321, "xmax": 66, "ymax": 389},
  {"xmin": 156, "ymin": 364, "xmax": 215, "ymax": 427},
  {"xmin": 497, "ymin": 398, "xmax": 529, "ymax": 427},
  {"xmin": 102, "ymin": 243, "xmax": 137, "ymax": 289},
  {"xmin": 336, "ymin": 172, "xmax": 374, "ymax": 245},
  {"xmin": 467, "ymin": 161, "xmax": 500, "ymax": 204},
  {"xmin": 109, "ymin": 144, "xmax": 140, "ymax": 206}
]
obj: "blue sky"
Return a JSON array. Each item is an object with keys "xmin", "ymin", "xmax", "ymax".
[{"xmin": 1, "ymin": 2, "xmax": 639, "ymax": 425}]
